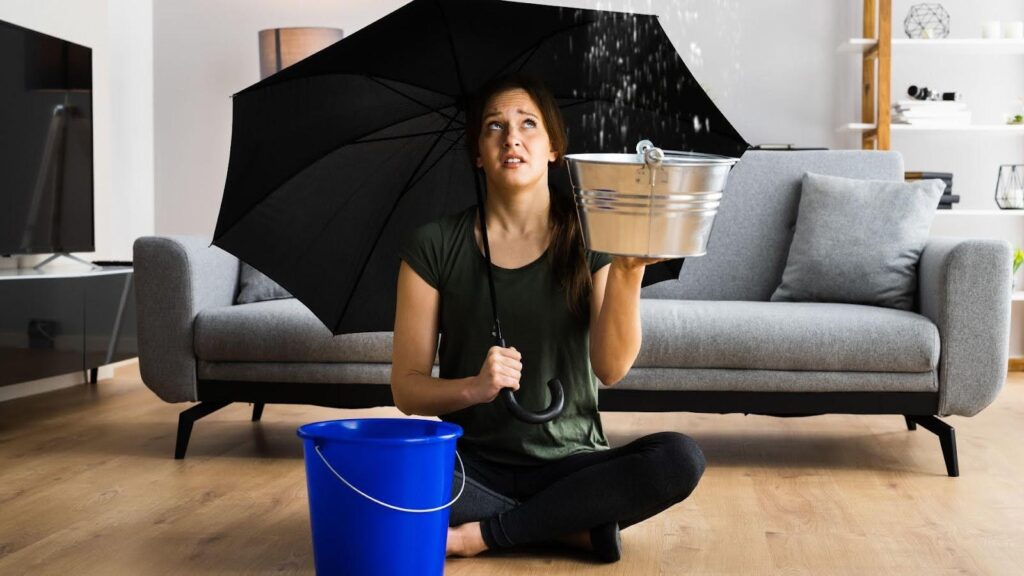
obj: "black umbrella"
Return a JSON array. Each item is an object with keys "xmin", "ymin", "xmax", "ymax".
[{"xmin": 213, "ymin": 0, "xmax": 747, "ymax": 422}]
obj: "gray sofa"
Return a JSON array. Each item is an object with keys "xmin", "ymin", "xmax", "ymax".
[{"xmin": 134, "ymin": 150, "xmax": 1012, "ymax": 475}]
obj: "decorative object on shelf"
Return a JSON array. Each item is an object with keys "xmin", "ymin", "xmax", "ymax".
[
  {"xmin": 258, "ymin": 27, "xmax": 344, "ymax": 80},
  {"xmin": 1003, "ymin": 21, "xmax": 1023, "ymax": 39},
  {"xmin": 904, "ymin": 4, "xmax": 950, "ymax": 39},
  {"xmin": 907, "ymin": 85, "xmax": 961, "ymax": 101},
  {"xmin": 906, "ymin": 171, "xmax": 957, "ymax": 209},
  {"xmin": 995, "ymin": 164, "xmax": 1024, "ymax": 209},
  {"xmin": 982, "ymin": 21, "xmax": 1002, "ymax": 39},
  {"xmin": 1008, "ymin": 96, "xmax": 1024, "ymax": 125}
]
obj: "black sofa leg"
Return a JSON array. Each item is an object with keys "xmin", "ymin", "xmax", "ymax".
[
  {"xmin": 905, "ymin": 415, "xmax": 959, "ymax": 477},
  {"xmin": 175, "ymin": 401, "xmax": 231, "ymax": 459},
  {"xmin": 903, "ymin": 415, "xmax": 917, "ymax": 431},
  {"xmin": 251, "ymin": 402, "xmax": 265, "ymax": 422}
]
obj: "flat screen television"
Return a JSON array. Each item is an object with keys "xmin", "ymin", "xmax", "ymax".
[{"xmin": 0, "ymin": 19, "xmax": 93, "ymax": 256}]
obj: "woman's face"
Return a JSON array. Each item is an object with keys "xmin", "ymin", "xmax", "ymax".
[{"xmin": 476, "ymin": 88, "xmax": 557, "ymax": 192}]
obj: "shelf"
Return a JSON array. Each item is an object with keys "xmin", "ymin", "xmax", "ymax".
[
  {"xmin": 842, "ymin": 123, "xmax": 1024, "ymax": 133},
  {"xmin": 933, "ymin": 209, "xmax": 1024, "ymax": 216},
  {"xmin": 839, "ymin": 38, "xmax": 1024, "ymax": 54}
]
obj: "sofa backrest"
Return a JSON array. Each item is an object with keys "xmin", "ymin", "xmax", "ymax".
[{"xmin": 656, "ymin": 149, "xmax": 904, "ymax": 301}]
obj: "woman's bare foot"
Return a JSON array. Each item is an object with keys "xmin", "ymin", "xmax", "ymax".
[{"xmin": 446, "ymin": 522, "xmax": 488, "ymax": 557}]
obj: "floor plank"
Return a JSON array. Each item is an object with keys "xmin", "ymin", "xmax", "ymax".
[{"xmin": 0, "ymin": 363, "xmax": 1022, "ymax": 575}]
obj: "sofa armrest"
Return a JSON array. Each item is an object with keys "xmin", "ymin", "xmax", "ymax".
[
  {"xmin": 133, "ymin": 236, "xmax": 240, "ymax": 402},
  {"xmin": 918, "ymin": 237, "xmax": 1012, "ymax": 416}
]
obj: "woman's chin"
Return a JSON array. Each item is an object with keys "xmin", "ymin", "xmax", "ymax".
[{"xmin": 492, "ymin": 171, "xmax": 544, "ymax": 190}]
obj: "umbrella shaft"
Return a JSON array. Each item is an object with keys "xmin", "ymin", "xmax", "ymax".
[{"xmin": 473, "ymin": 170, "xmax": 505, "ymax": 344}]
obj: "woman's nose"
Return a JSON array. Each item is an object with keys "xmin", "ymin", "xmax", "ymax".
[{"xmin": 503, "ymin": 127, "xmax": 522, "ymax": 147}]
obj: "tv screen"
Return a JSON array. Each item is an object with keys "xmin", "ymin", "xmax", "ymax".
[{"xmin": 0, "ymin": 19, "xmax": 93, "ymax": 256}]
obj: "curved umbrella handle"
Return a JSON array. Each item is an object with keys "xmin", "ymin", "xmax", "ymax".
[{"xmin": 500, "ymin": 378, "xmax": 564, "ymax": 424}]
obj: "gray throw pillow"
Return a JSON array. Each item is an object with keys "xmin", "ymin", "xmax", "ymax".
[
  {"xmin": 236, "ymin": 262, "xmax": 293, "ymax": 304},
  {"xmin": 770, "ymin": 172, "xmax": 944, "ymax": 310}
]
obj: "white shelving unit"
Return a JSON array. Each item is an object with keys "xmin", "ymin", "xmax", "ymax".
[
  {"xmin": 933, "ymin": 210, "xmax": 1024, "ymax": 217},
  {"xmin": 850, "ymin": 1, "xmax": 1024, "ymax": 360},
  {"xmin": 839, "ymin": 38, "xmax": 1024, "ymax": 55},
  {"xmin": 842, "ymin": 123, "xmax": 1024, "ymax": 132}
]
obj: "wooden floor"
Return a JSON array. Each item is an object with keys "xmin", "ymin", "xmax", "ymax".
[{"xmin": 1, "ymin": 364, "xmax": 1023, "ymax": 575}]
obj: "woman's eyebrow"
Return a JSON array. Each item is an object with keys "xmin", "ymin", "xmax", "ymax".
[{"xmin": 483, "ymin": 109, "xmax": 539, "ymax": 120}]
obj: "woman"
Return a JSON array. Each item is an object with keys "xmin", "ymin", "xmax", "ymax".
[{"xmin": 391, "ymin": 74, "xmax": 705, "ymax": 563}]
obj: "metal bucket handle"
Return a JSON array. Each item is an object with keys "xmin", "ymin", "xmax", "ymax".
[
  {"xmin": 636, "ymin": 139, "xmax": 738, "ymax": 167},
  {"xmin": 314, "ymin": 444, "xmax": 466, "ymax": 514}
]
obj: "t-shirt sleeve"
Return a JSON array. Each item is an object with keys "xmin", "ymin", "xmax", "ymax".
[
  {"xmin": 398, "ymin": 221, "xmax": 444, "ymax": 290},
  {"xmin": 586, "ymin": 249, "xmax": 613, "ymax": 275}
]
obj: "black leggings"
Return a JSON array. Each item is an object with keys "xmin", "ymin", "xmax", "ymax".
[{"xmin": 448, "ymin": 431, "xmax": 706, "ymax": 550}]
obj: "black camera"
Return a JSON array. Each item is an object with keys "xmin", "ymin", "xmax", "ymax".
[{"xmin": 907, "ymin": 85, "xmax": 962, "ymax": 101}]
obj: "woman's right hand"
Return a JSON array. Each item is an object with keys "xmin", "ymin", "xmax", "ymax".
[{"xmin": 470, "ymin": 346, "xmax": 522, "ymax": 404}]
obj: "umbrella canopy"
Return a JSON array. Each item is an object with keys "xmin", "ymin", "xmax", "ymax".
[{"xmin": 213, "ymin": 0, "xmax": 748, "ymax": 337}]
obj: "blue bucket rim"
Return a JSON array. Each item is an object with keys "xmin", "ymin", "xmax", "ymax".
[{"xmin": 296, "ymin": 418, "xmax": 463, "ymax": 445}]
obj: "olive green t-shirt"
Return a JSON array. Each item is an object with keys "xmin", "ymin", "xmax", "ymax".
[{"xmin": 399, "ymin": 206, "xmax": 613, "ymax": 466}]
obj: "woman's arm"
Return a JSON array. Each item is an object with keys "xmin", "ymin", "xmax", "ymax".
[
  {"xmin": 391, "ymin": 261, "xmax": 523, "ymax": 416},
  {"xmin": 589, "ymin": 257, "xmax": 666, "ymax": 387}
]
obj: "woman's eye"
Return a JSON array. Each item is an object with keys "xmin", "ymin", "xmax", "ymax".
[
  {"xmin": 487, "ymin": 121, "xmax": 504, "ymax": 131},
  {"xmin": 523, "ymin": 119, "xmax": 537, "ymax": 128}
]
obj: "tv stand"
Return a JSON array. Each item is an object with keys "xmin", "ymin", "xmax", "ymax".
[
  {"xmin": 33, "ymin": 253, "xmax": 98, "ymax": 271},
  {"xmin": 0, "ymin": 267, "xmax": 136, "ymax": 387}
]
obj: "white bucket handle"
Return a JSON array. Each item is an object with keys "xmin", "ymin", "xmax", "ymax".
[{"xmin": 314, "ymin": 444, "xmax": 465, "ymax": 514}]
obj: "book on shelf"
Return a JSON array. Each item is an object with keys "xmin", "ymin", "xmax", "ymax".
[
  {"xmin": 905, "ymin": 171, "xmax": 953, "ymax": 179},
  {"xmin": 894, "ymin": 100, "xmax": 968, "ymax": 110},
  {"xmin": 905, "ymin": 172, "xmax": 953, "ymax": 196},
  {"xmin": 893, "ymin": 101, "xmax": 971, "ymax": 125}
]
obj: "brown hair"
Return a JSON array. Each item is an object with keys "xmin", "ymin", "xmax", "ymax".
[{"xmin": 467, "ymin": 74, "xmax": 592, "ymax": 321}]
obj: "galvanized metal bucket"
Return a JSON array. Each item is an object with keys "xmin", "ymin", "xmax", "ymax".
[{"xmin": 566, "ymin": 140, "xmax": 739, "ymax": 258}]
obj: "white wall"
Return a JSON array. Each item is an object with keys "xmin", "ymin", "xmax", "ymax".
[{"xmin": 108, "ymin": 0, "xmax": 155, "ymax": 257}]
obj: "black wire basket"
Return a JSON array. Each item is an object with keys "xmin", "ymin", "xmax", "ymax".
[{"xmin": 995, "ymin": 164, "xmax": 1024, "ymax": 209}]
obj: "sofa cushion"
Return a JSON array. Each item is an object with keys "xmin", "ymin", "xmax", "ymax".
[
  {"xmin": 612, "ymin": 368, "xmax": 936, "ymax": 393},
  {"xmin": 636, "ymin": 300, "xmax": 939, "ymax": 373},
  {"xmin": 770, "ymin": 172, "xmax": 943, "ymax": 310},
  {"xmin": 195, "ymin": 299, "xmax": 395, "ymax": 362},
  {"xmin": 649, "ymin": 150, "xmax": 904, "ymax": 302},
  {"xmin": 235, "ymin": 263, "xmax": 293, "ymax": 304}
]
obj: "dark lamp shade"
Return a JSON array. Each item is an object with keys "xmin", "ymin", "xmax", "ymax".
[{"xmin": 258, "ymin": 27, "xmax": 343, "ymax": 80}]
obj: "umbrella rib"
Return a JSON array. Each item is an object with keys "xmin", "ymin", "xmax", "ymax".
[
  {"xmin": 214, "ymin": 104, "xmax": 463, "ymax": 247},
  {"xmin": 331, "ymin": 106, "xmax": 463, "ymax": 330},
  {"xmin": 356, "ymin": 126, "xmax": 464, "ymax": 145},
  {"xmin": 366, "ymin": 76, "xmax": 462, "ymax": 124},
  {"xmin": 401, "ymin": 124, "xmax": 465, "ymax": 194},
  {"xmin": 434, "ymin": 0, "xmax": 469, "ymax": 98},
  {"xmin": 490, "ymin": 18, "xmax": 600, "ymax": 85}
]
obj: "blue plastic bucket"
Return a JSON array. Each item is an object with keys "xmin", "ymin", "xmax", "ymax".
[{"xmin": 297, "ymin": 418, "xmax": 464, "ymax": 575}]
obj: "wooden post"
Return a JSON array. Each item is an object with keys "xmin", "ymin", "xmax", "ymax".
[
  {"xmin": 877, "ymin": 0, "xmax": 892, "ymax": 150},
  {"xmin": 861, "ymin": 0, "xmax": 876, "ymax": 149}
]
